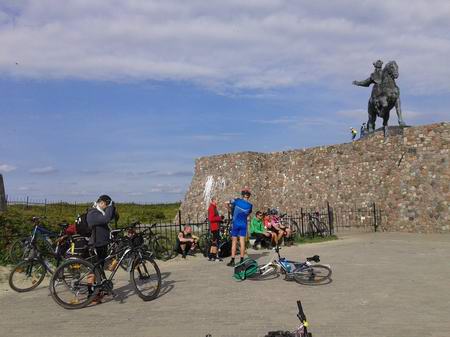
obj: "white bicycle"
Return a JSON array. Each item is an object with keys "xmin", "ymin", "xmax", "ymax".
[{"xmin": 249, "ymin": 246, "xmax": 332, "ymax": 285}]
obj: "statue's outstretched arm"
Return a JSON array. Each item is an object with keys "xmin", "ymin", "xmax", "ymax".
[{"xmin": 352, "ymin": 77, "xmax": 372, "ymax": 87}]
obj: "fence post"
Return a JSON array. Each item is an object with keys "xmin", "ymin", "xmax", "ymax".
[
  {"xmin": 26, "ymin": 196, "xmax": 29, "ymax": 210},
  {"xmin": 178, "ymin": 210, "xmax": 182, "ymax": 232},
  {"xmin": 373, "ymin": 202, "xmax": 378, "ymax": 232},
  {"xmin": 44, "ymin": 199, "xmax": 47, "ymax": 216},
  {"xmin": 300, "ymin": 207, "xmax": 304, "ymax": 236},
  {"xmin": 327, "ymin": 201, "xmax": 333, "ymax": 236}
]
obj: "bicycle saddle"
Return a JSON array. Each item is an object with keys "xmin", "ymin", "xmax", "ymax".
[{"xmin": 306, "ymin": 255, "xmax": 320, "ymax": 263}]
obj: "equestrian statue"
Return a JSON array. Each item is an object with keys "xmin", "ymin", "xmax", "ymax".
[{"xmin": 353, "ymin": 60, "xmax": 406, "ymax": 137}]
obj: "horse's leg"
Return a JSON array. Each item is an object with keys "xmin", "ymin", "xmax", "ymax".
[
  {"xmin": 395, "ymin": 96, "xmax": 406, "ymax": 127},
  {"xmin": 383, "ymin": 110, "xmax": 390, "ymax": 138},
  {"xmin": 368, "ymin": 101, "xmax": 376, "ymax": 133}
]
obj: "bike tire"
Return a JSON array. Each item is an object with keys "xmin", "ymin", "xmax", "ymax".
[
  {"xmin": 49, "ymin": 258, "xmax": 100, "ymax": 310},
  {"xmin": 9, "ymin": 259, "xmax": 47, "ymax": 292},
  {"xmin": 153, "ymin": 236, "xmax": 174, "ymax": 261},
  {"xmin": 293, "ymin": 264, "xmax": 332, "ymax": 285},
  {"xmin": 130, "ymin": 256, "xmax": 161, "ymax": 301},
  {"xmin": 8, "ymin": 238, "xmax": 31, "ymax": 264}
]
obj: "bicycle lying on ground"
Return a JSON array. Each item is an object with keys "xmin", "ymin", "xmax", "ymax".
[
  {"xmin": 249, "ymin": 246, "xmax": 332, "ymax": 285},
  {"xmin": 265, "ymin": 300, "xmax": 312, "ymax": 337},
  {"xmin": 49, "ymin": 223, "xmax": 161, "ymax": 309},
  {"xmin": 8, "ymin": 222, "xmax": 71, "ymax": 292}
]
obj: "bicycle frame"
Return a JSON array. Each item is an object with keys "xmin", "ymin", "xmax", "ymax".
[{"xmin": 258, "ymin": 246, "xmax": 311, "ymax": 277}]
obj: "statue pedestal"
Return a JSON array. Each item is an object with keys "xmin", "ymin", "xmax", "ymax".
[{"xmin": 373, "ymin": 125, "xmax": 411, "ymax": 136}]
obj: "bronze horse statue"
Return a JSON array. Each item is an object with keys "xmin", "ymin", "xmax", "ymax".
[{"xmin": 354, "ymin": 60, "xmax": 406, "ymax": 136}]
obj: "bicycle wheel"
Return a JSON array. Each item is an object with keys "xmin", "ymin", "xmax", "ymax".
[
  {"xmin": 293, "ymin": 264, "xmax": 332, "ymax": 285},
  {"xmin": 152, "ymin": 236, "xmax": 174, "ymax": 261},
  {"xmin": 247, "ymin": 264, "xmax": 279, "ymax": 281},
  {"xmin": 9, "ymin": 259, "xmax": 47, "ymax": 292},
  {"xmin": 130, "ymin": 256, "xmax": 161, "ymax": 301},
  {"xmin": 8, "ymin": 238, "xmax": 31, "ymax": 264},
  {"xmin": 49, "ymin": 258, "xmax": 100, "ymax": 309},
  {"xmin": 196, "ymin": 233, "xmax": 209, "ymax": 257}
]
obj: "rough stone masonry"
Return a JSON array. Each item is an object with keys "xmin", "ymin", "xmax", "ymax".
[{"xmin": 180, "ymin": 122, "xmax": 449, "ymax": 233}]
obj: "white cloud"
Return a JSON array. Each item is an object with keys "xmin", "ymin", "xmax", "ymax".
[
  {"xmin": 0, "ymin": 163, "xmax": 16, "ymax": 173},
  {"xmin": 29, "ymin": 166, "xmax": 58, "ymax": 174},
  {"xmin": 1, "ymin": 1, "xmax": 449, "ymax": 93}
]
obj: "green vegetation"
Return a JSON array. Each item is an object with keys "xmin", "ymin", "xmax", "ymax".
[
  {"xmin": 0, "ymin": 202, "xmax": 181, "ymax": 264},
  {"xmin": 294, "ymin": 234, "xmax": 338, "ymax": 244}
]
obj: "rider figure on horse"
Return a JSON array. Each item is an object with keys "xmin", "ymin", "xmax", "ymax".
[{"xmin": 352, "ymin": 60, "xmax": 384, "ymax": 130}]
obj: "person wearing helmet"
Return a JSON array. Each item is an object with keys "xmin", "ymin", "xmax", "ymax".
[
  {"xmin": 87, "ymin": 194, "xmax": 116, "ymax": 261},
  {"xmin": 226, "ymin": 188, "xmax": 253, "ymax": 267},
  {"xmin": 86, "ymin": 194, "xmax": 117, "ymax": 304}
]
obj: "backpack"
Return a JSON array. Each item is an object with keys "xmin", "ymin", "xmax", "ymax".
[
  {"xmin": 233, "ymin": 257, "xmax": 259, "ymax": 281},
  {"xmin": 75, "ymin": 213, "xmax": 91, "ymax": 237}
]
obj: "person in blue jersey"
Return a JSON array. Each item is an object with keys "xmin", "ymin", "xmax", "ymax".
[{"xmin": 226, "ymin": 189, "xmax": 253, "ymax": 267}]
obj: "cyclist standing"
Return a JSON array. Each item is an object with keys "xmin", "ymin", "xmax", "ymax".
[
  {"xmin": 226, "ymin": 188, "xmax": 253, "ymax": 267},
  {"xmin": 87, "ymin": 194, "xmax": 117, "ymax": 264},
  {"xmin": 208, "ymin": 197, "xmax": 224, "ymax": 261}
]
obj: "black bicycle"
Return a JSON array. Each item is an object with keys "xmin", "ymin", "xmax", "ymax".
[
  {"xmin": 265, "ymin": 300, "xmax": 312, "ymax": 337},
  {"xmin": 8, "ymin": 216, "xmax": 59, "ymax": 264},
  {"xmin": 8, "ymin": 222, "xmax": 70, "ymax": 292},
  {"xmin": 49, "ymin": 224, "xmax": 161, "ymax": 309},
  {"xmin": 307, "ymin": 213, "xmax": 328, "ymax": 237}
]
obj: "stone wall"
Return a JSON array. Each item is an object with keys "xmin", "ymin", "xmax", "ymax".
[
  {"xmin": 0, "ymin": 174, "xmax": 6, "ymax": 212},
  {"xmin": 180, "ymin": 122, "xmax": 450, "ymax": 233}
]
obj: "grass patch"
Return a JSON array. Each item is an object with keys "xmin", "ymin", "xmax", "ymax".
[{"xmin": 294, "ymin": 234, "xmax": 338, "ymax": 244}]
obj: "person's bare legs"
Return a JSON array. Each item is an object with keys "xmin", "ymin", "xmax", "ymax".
[
  {"xmin": 239, "ymin": 236, "xmax": 245, "ymax": 259},
  {"xmin": 277, "ymin": 231, "xmax": 284, "ymax": 243},
  {"xmin": 231, "ymin": 236, "xmax": 238, "ymax": 258}
]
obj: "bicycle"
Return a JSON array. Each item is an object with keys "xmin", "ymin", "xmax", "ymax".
[
  {"xmin": 265, "ymin": 300, "xmax": 312, "ymax": 337},
  {"xmin": 139, "ymin": 222, "xmax": 174, "ymax": 261},
  {"xmin": 8, "ymin": 222, "xmax": 71, "ymax": 292},
  {"xmin": 249, "ymin": 246, "xmax": 332, "ymax": 285},
  {"xmin": 306, "ymin": 213, "xmax": 328, "ymax": 237},
  {"xmin": 8, "ymin": 216, "xmax": 59, "ymax": 264},
  {"xmin": 49, "ymin": 223, "xmax": 161, "ymax": 309}
]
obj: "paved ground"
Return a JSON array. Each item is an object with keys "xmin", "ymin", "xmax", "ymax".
[{"xmin": 1, "ymin": 232, "xmax": 450, "ymax": 337}]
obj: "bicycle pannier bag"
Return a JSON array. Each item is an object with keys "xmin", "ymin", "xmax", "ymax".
[{"xmin": 233, "ymin": 257, "xmax": 259, "ymax": 281}]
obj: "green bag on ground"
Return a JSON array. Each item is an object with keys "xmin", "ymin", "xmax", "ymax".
[{"xmin": 233, "ymin": 257, "xmax": 259, "ymax": 281}]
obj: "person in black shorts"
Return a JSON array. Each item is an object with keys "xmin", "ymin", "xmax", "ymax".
[{"xmin": 175, "ymin": 225, "xmax": 198, "ymax": 259}]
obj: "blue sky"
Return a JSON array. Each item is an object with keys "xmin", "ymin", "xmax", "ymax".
[{"xmin": 0, "ymin": 0, "xmax": 449, "ymax": 202}]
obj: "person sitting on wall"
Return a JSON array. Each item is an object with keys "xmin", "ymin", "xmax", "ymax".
[
  {"xmin": 263, "ymin": 212, "xmax": 277, "ymax": 247},
  {"xmin": 274, "ymin": 211, "xmax": 292, "ymax": 241},
  {"xmin": 250, "ymin": 211, "xmax": 273, "ymax": 249},
  {"xmin": 175, "ymin": 225, "xmax": 198, "ymax": 259}
]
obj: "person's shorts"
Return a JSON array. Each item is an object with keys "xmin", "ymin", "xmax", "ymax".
[
  {"xmin": 231, "ymin": 224, "xmax": 247, "ymax": 237},
  {"xmin": 268, "ymin": 227, "xmax": 280, "ymax": 234}
]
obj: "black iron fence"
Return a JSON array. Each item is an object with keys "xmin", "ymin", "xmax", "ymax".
[{"xmin": 2, "ymin": 196, "xmax": 386, "ymax": 242}]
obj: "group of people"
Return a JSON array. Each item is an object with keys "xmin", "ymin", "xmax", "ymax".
[
  {"xmin": 176, "ymin": 189, "xmax": 293, "ymax": 267},
  {"xmin": 250, "ymin": 209, "xmax": 292, "ymax": 249}
]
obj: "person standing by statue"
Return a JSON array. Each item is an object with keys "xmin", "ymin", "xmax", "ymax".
[
  {"xmin": 352, "ymin": 60, "xmax": 383, "ymax": 132},
  {"xmin": 360, "ymin": 122, "xmax": 367, "ymax": 138}
]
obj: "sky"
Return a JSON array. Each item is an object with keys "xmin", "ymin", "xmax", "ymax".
[{"xmin": 0, "ymin": 0, "xmax": 449, "ymax": 203}]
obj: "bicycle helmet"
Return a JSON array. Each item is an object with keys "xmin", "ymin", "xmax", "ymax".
[{"xmin": 97, "ymin": 194, "xmax": 112, "ymax": 204}]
